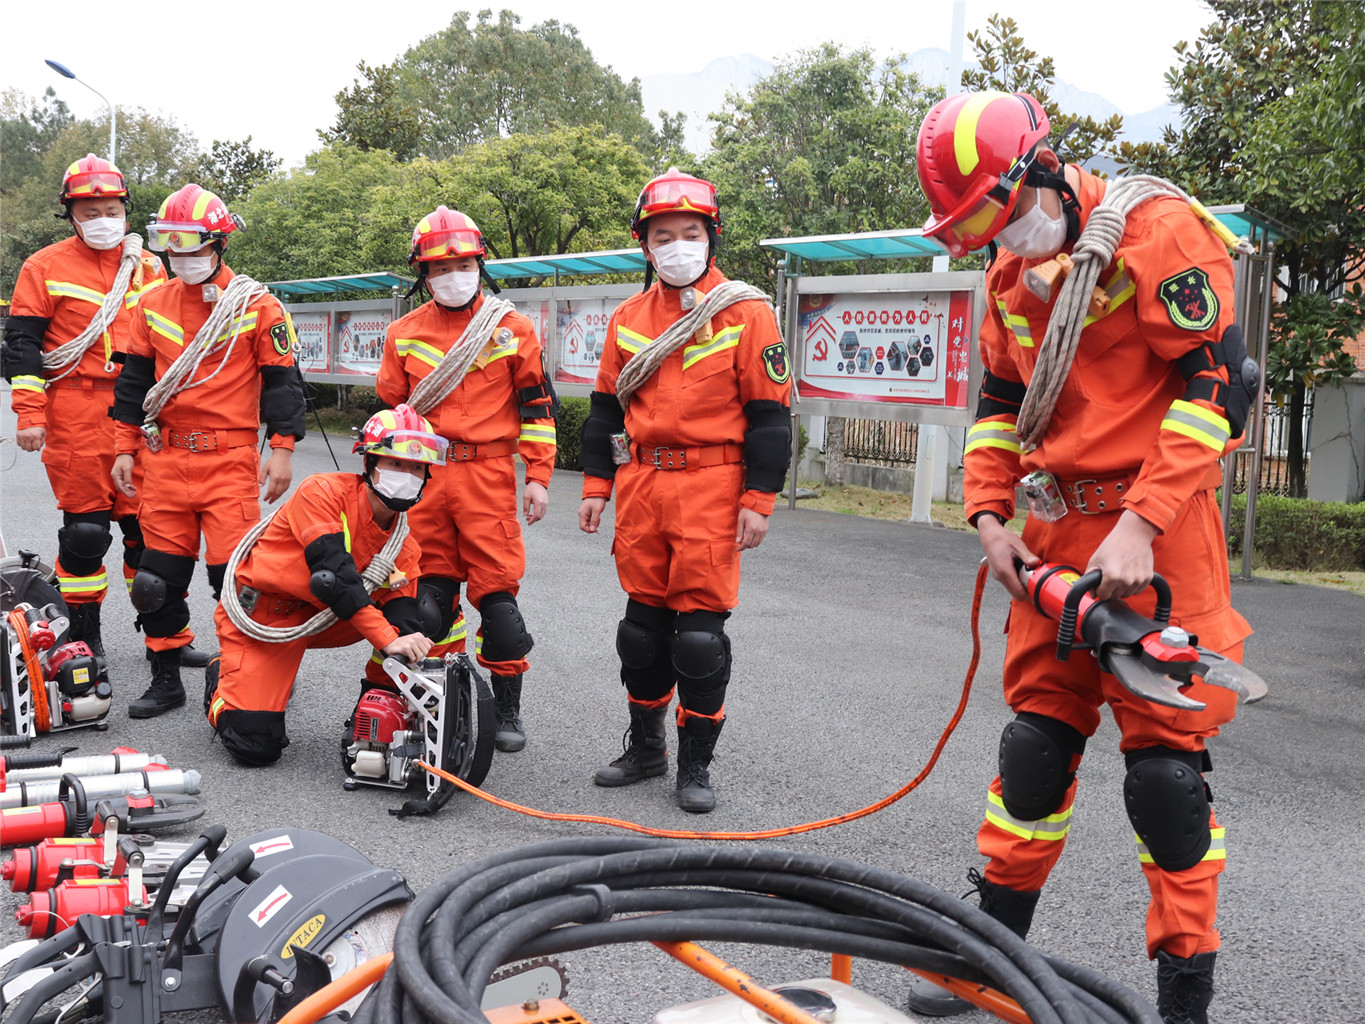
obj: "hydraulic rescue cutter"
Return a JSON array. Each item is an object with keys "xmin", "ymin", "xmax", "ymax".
[
  {"xmin": 341, "ymin": 653, "xmax": 495, "ymax": 816},
  {"xmin": 1019, "ymin": 562, "xmax": 1269, "ymax": 710},
  {"xmin": 1, "ymin": 549, "xmax": 111, "ymax": 737}
]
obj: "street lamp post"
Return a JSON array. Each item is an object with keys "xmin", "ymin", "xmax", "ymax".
[{"xmin": 44, "ymin": 60, "xmax": 115, "ymax": 163}]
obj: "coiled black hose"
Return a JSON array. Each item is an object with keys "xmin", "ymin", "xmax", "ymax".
[{"xmin": 353, "ymin": 838, "xmax": 1159, "ymax": 1024}]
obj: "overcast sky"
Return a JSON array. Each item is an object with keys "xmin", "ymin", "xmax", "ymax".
[{"xmin": 1, "ymin": 0, "xmax": 1215, "ymax": 169}]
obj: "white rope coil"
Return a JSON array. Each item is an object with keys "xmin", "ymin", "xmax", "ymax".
[
  {"xmin": 219, "ymin": 503, "xmax": 409, "ymax": 643},
  {"xmin": 614, "ymin": 281, "xmax": 770, "ymax": 406},
  {"xmin": 42, "ymin": 234, "xmax": 144, "ymax": 384},
  {"xmin": 140, "ymin": 273, "xmax": 268, "ymax": 428},
  {"xmin": 407, "ymin": 297, "xmax": 516, "ymax": 415},
  {"xmin": 1015, "ymin": 175, "xmax": 1207, "ymax": 448}
]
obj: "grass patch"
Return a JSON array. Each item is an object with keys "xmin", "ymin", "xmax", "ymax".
[{"xmin": 1247, "ymin": 567, "xmax": 1365, "ymax": 597}]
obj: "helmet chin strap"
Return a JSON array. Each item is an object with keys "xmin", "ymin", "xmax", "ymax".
[{"xmin": 1025, "ymin": 124, "xmax": 1083, "ymax": 246}]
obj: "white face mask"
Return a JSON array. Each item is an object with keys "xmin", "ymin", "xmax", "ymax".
[
  {"xmin": 78, "ymin": 217, "xmax": 127, "ymax": 251},
  {"xmin": 373, "ymin": 467, "xmax": 424, "ymax": 502},
  {"xmin": 650, "ymin": 239, "xmax": 710, "ymax": 287},
  {"xmin": 994, "ymin": 189, "xmax": 1068, "ymax": 259},
  {"xmin": 428, "ymin": 271, "xmax": 481, "ymax": 308},
  {"xmin": 168, "ymin": 254, "xmax": 217, "ymax": 285}
]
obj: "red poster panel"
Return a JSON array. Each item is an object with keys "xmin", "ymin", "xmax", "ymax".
[
  {"xmin": 289, "ymin": 311, "xmax": 331, "ymax": 373},
  {"xmin": 555, "ymin": 297, "xmax": 622, "ymax": 386},
  {"xmin": 796, "ymin": 290, "xmax": 972, "ymax": 410},
  {"xmin": 335, "ymin": 310, "xmax": 392, "ymax": 376}
]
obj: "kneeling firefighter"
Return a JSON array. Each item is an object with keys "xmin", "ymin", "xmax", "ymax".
[{"xmin": 204, "ymin": 406, "xmax": 442, "ymax": 765}]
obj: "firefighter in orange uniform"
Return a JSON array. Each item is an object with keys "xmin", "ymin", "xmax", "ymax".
[
  {"xmin": 577, "ymin": 169, "xmax": 792, "ymax": 814},
  {"xmin": 909, "ymin": 91, "xmax": 1257, "ymax": 1024},
  {"xmin": 111, "ymin": 184, "xmax": 305, "ymax": 719},
  {"xmin": 203, "ymin": 406, "xmax": 439, "ymax": 765},
  {"xmin": 375, "ymin": 208, "xmax": 556, "ymax": 754},
  {"xmin": 1, "ymin": 155, "xmax": 173, "ymax": 659}
]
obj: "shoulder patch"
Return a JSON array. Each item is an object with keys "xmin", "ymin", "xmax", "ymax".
[
  {"xmin": 1158, "ymin": 267, "xmax": 1219, "ymax": 331},
  {"xmin": 762, "ymin": 342, "xmax": 791, "ymax": 384},
  {"xmin": 270, "ymin": 320, "xmax": 294, "ymax": 356}
]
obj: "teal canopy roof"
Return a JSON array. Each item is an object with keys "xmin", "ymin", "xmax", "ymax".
[
  {"xmin": 267, "ymin": 272, "xmax": 413, "ymax": 298},
  {"xmin": 759, "ymin": 229, "xmax": 948, "ymax": 261},
  {"xmin": 483, "ymin": 249, "xmax": 648, "ymax": 280}
]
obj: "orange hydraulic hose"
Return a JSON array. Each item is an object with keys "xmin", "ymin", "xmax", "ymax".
[
  {"xmin": 653, "ymin": 941, "xmax": 828, "ymax": 1024},
  {"xmin": 418, "ymin": 561, "xmax": 991, "ymax": 841},
  {"xmin": 273, "ymin": 952, "xmax": 393, "ymax": 1024},
  {"xmin": 830, "ymin": 953, "xmax": 852, "ymax": 984},
  {"xmin": 9, "ymin": 610, "xmax": 50, "ymax": 732}
]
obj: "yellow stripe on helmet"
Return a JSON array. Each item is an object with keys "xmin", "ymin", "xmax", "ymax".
[{"xmin": 954, "ymin": 91, "xmax": 1011, "ymax": 176}]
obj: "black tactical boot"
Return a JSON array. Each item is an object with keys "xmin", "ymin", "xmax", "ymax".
[
  {"xmin": 1156, "ymin": 950, "xmax": 1216, "ymax": 1024},
  {"xmin": 906, "ymin": 870, "xmax": 1042, "ymax": 1016},
  {"xmin": 491, "ymin": 674, "xmax": 526, "ymax": 752},
  {"xmin": 129, "ymin": 648, "xmax": 186, "ymax": 719},
  {"xmin": 593, "ymin": 702, "xmax": 668, "ymax": 786},
  {"xmin": 66, "ymin": 602, "xmax": 105, "ymax": 660},
  {"xmin": 675, "ymin": 713, "xmax": 724, "ymax": 813},
  {"xmin": 147, "ymin": 643, "xmax": 213, "ymax": 668}
]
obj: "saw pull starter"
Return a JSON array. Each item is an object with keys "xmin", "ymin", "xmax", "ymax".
[{"xmin": 1018, "ymin": 562, "xmax": 1269, "ymax": 709}]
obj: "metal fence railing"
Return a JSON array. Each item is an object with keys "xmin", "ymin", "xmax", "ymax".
[
  {"xmin": 842, "ymin": 418, "xmax": 920, "ymax": 466},
  {"xmin": 1229, "ymin": 393, "xmax": 1313, "ymax": 496}
]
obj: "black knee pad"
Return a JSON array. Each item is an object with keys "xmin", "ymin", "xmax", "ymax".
[
  {"xmin": 998, "ymin": 712, "xmax": 1088, "ymax": 821},
  {"xmin": 617, "ymin": 618, "xmax": 670, "ymax": 670},
  {"xmin": 131, "ymin": 550, "xmax": 194, "ymax": 636},
  {"xmin": 57, "ymin": 513, "xmax": 113, "ymax": 576},
  {"xmin": 672, "ymin": 611, "xmax": 731, "ymax": 686},
  {"xmin": 214, "ymin": 709, "xmax": 289, "ymax": 766},
  {"xmin": 479, "ymin": 591, "xmax": 533, "ymax": 661},
  {"xmin": 381, "ymin": 596, "xmax": 426, "ymax": 636},
  {"xmin": 417, "ymin": 576, "xmax": 460, "ymax": 641},
  {"xmin": 117, "ymin": 516, "xmax": 144, "ymax": 571},
  {"xmin": 1123, "ymin": 747, "xmax": 1214, "ymax": 872},
  {"xmin": 205, "ymin": 563, "xmax": 227, "ymax": 602}
]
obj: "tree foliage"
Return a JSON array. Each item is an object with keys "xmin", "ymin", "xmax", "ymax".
[
  {"xmin": 964, "ymin": 14, "xmax": 1123, "ymax": 165},
  {"xmin": 1116, "ymin": 0, "xmax": 1364, "ymax": 495},
  {"xmin": 194, "ymin": 136, "xmax": 283, "ymax": 205},
  {"xmin": 318, "ymin": 62, "xmax": 422, "ymax": 160},
  {"xmin": 705, "ymin": 43, "xmax": 940, "ymax": 285}
]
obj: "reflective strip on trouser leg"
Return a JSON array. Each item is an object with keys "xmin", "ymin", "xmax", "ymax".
[
  {"xmin": 56, "ymin": 565, "xmax": 109, "ymax": 604},
  {"xmin": 1138, "ymin": 815, "xmax": 1226, "ymax": 960},
  {"xmin": 977, "ymin": 775, "xmax": 1076, "ymax": 892}
]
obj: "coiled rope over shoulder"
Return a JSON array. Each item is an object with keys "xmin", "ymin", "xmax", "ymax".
[
  {"xmin": 219, "ymin": 504, "xmax": 409, "ymax": 643},
  {"xmin": 1015, "ymin": 175, "xmax": 1227, "ymax": 448},
  {"xmin": 407, "ymin": 297, "xmax": 516, "ymax": 415},
  {"xmin": 140, "ymin": 273, "xmax": 268, "ymax": 429},
  {"xmin": 42, "ymin": 233, "xmax": 144, "ymax": 383},
  {"xmin": 614, "ymin": 281, "xmax": 770, "ymax": 406}
]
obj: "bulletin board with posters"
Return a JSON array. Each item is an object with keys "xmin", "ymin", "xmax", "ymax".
[
  {"xmin": 495, "ymin": 283, "xmax": 638, "ymax": 398},
  {"xmin": 288, "ymin": 310, "xmax": 331, "ymax": 374},
  {"xmin": 787, "ymin": 270, "xmax": 984, "ymax": 426},
  {"xmin": 334, "ymin": 303, "xmax": 395, "ymax": 377}
]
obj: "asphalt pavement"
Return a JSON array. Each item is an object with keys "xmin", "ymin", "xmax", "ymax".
[{"xmin": 1, "ymin": 404, "xmax": 1362, "ymax": 1024}]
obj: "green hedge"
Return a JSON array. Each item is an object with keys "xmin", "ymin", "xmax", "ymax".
[
  {"xmin": 555, "ymin": 396, "xmax": 590, "ymax": 471},
  {"xmin": 1225, "ymin": 493, "xmax": 1365, "ymax": 571}
]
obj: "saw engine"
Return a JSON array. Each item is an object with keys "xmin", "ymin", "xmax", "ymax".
[
  {"xmin": 2, "ymin": 601, "xmax": 111, "ymax": 737},
  {"xmin": 340, "ymin": 653, "xmax": 495, "ymax": 815}
]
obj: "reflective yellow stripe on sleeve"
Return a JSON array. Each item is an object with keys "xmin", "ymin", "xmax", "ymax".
[
  {"xmin": 1161, "ymin": 399, "xmax": 1230, "ymax": 452},
  {"xmin": 985, "ymin": 789, "xmax": 1072, "ymax": 841},
  {"xmin": 340, "ymin": 513, "xmax": 352, "ymax": 554},
  {"xmin": 45, "ymin": 280, "xmax": 105, "ymax": 306},
  {"xmin": 965, "ymin": 419, "xmax": 1022, "ymax": 457},
  {"xmin": 12, "ymin": 375, "xmax": 45, "ymax": 393},
  {"xmin": 395, "ymin": 338, "xmax": 445, "ymax": 368},
  {"xmin": 616, "ymin": 327, "xmax": 652, "ymax": 355},
  {"xmin": 683, "ymin": 324, "xmax": 743, "ymax": 369},
  {"xmin": 144, "ymin": 308, "xmax": 185, "ymax": 346},
  {"xmin": 518, "ymin": 423, "xmax": 557, "ymax": 446},
  {"xmin": 995, "ymin": 298, "xmax": 1033, "ymax": 348}
]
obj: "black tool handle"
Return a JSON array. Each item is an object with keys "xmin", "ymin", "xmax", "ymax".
[{"xmin": 1057, "ymin": 570, "xmax": 1104, "ymax": 661}]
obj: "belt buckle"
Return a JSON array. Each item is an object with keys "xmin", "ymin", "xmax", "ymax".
[
  {"xmin": 1068, "ymin": 479, "xmax": 1100, "ymax": 514},
  {"xmin": 452, "ymin": 442, "xmax": 477, "ymax": 461},
  {"xmin": 645, "ymin": 446, "xmax": 684, "ymax": 469},
  {"xmin": 182, "ymin": 430, "xmax": 215, "ymax": 453}
]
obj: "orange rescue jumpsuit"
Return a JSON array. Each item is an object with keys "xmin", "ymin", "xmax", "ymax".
[
  {"xmin": 206, "ymin": 473, "xmax": 423, "ymax": 762},
  {"xmin": 583, "ymin": 265, "xmax": 792, "ymax": 720},
  {"xmin": 963, "ymin": 167, "xmax": 1253, "ymax": 959},
  {"xmin": 376, "ymin": 294, "xmax": 555, "ymax": 678},
  {"xmin": 5, "ymin": 235, "xmax": 166, "ymax": 602},
  {"xmin": 113, "ymin": 265, "xmax": 303, "ymax": 653}
]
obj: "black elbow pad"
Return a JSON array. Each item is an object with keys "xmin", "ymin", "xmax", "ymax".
[
  {"xmin": 260, "ymin": 365, "xmax": 307, "ymax": 440},
  {"xmin": 581, "ymin": 390, "xmax": 627, "ymax": 480},
  {"xmin": 977, "ymin": 370, "xmax": 1028, "ymax": 420},
  {"xmin": 111, "ymin": 354, "xmax": 157, "ymax": 425},
  {"xmin": 518, "ymin": 380, "xmax": 560, "ymax": 419},
  {"xmin": 381, "ymin": 596, "xmax": 425, "ymax": 635},
  {"xmin": 304, "ymin": 533, "xmax": 372, "ymax": 620},
  {"xmin": 2, "ymin": 317, "xmax": 48, "ymax": 380},
  {"xmin": 742, "ymin": 399, "xmax": 791, "ymax": 494},
  {"xmin": 1177, "ymin": 324, "xmax": 1259, "ymax": 436}
]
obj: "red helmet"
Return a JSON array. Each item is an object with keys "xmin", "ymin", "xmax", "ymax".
[
  {"xmin": 410, "ymin": 207, "xmax": 486, "ymax": 264},
  {"xmin": 630, "ymin": 167, "xmax": 722, "ymax": 239},
  {"xmin": 916, "ymin": 91, "xmax": 1051, "ymax": 258},
  {"xmin": 60, "ymin": 154, "xmax": 128, "ymax": 203},
  {"xmin": 353, "ymin": 405, "xmax": 448, "ymax": 466},
  {"xmin": 146, "ymin": 184, "xmax": 240, "ymax": 252}
]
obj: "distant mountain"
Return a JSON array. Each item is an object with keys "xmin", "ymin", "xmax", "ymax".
[{"xmin": 642, "ymin": 48, "xmax": 1175, "ymax": 157}]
